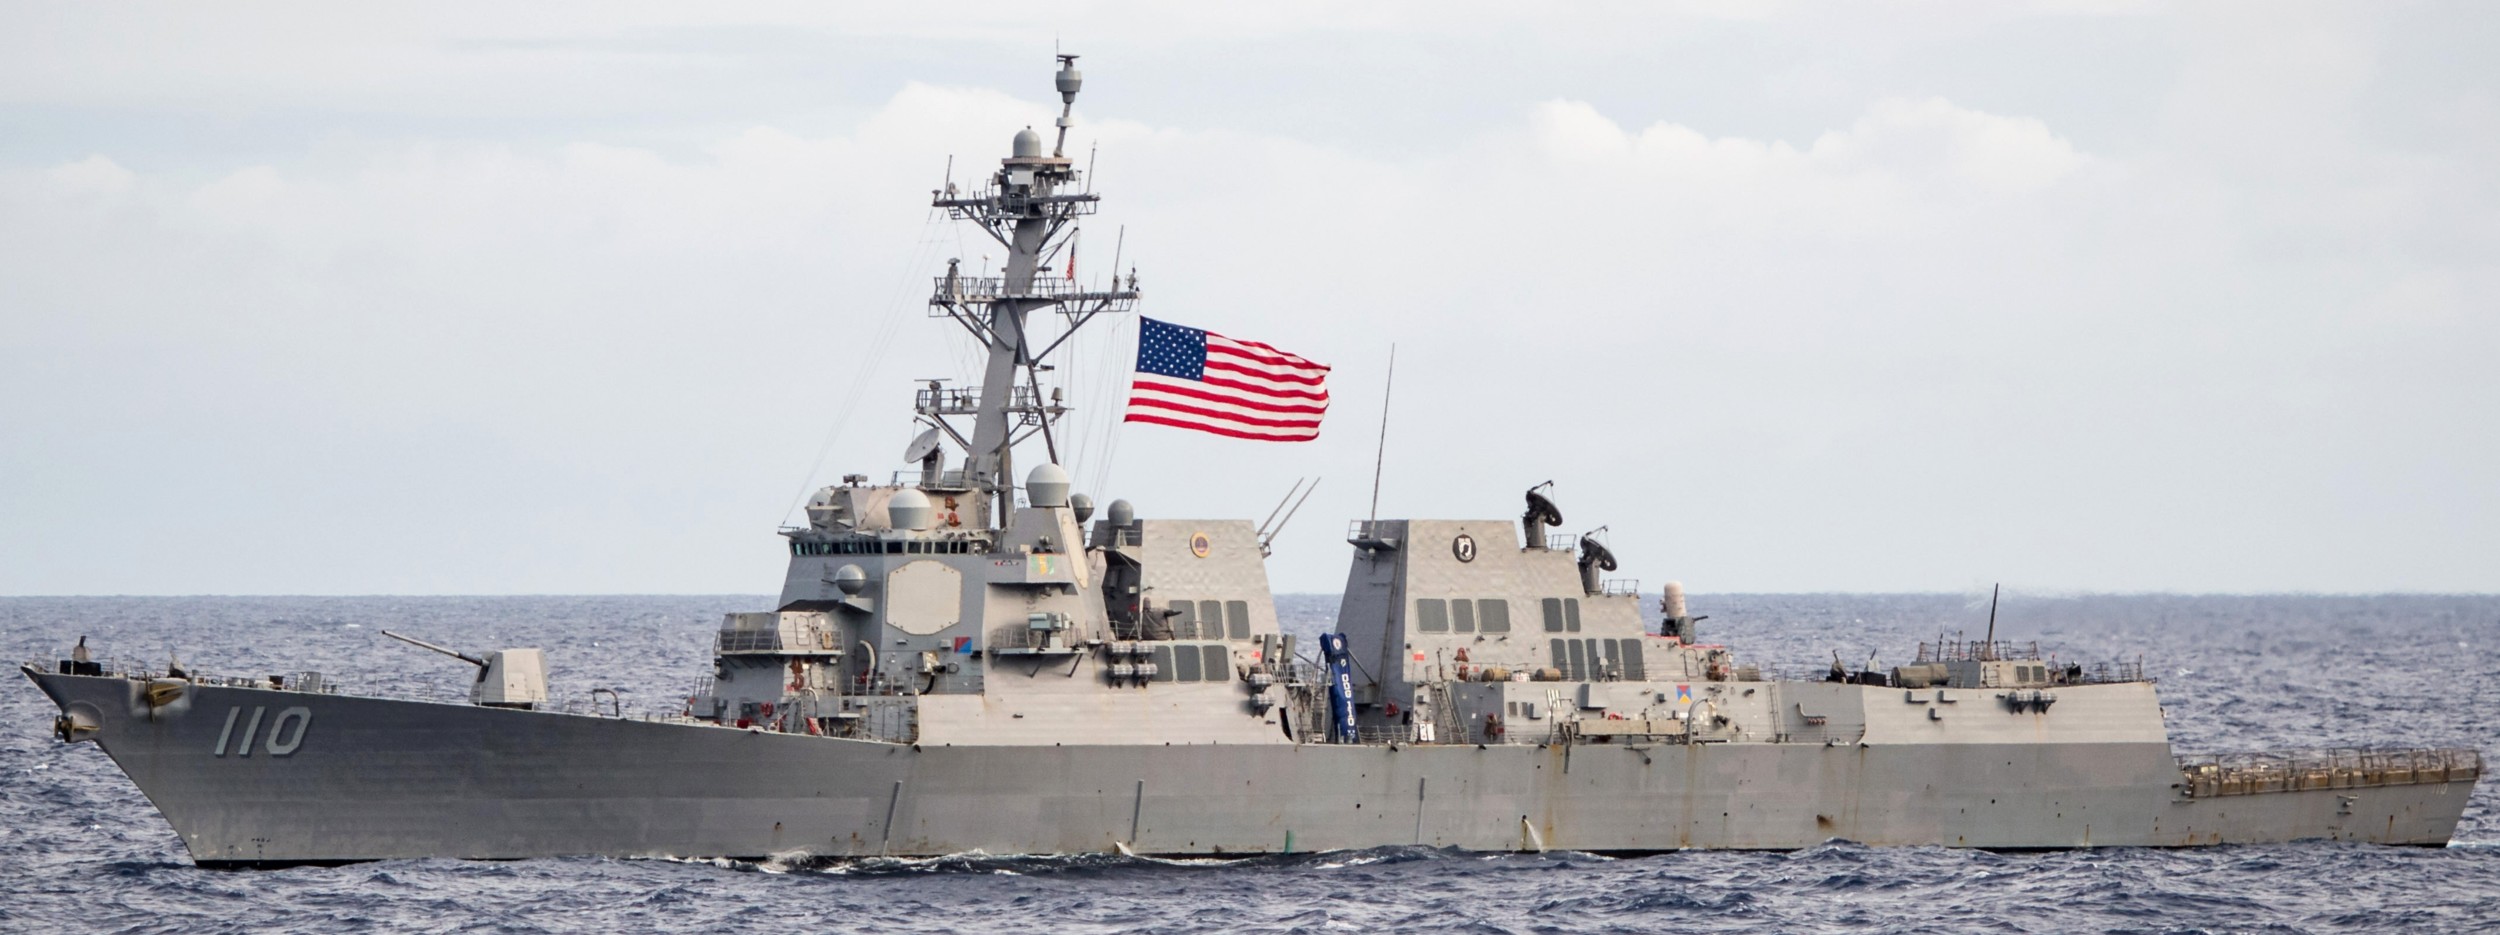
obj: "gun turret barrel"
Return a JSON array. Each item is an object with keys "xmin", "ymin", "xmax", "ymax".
[{"xmin": 381, "ymin": 629, "xmax": 486, "ymax": 668}]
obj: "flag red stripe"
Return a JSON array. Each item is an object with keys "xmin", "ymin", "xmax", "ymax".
[
  {"xmin": 1131, "ymin": 378, "xmax": 1329, "ymax": 414},
  {"xmin": 1195, "ymin": 373, "xmax": 1330, "ymax": 402},
  {"xmin": 1207, "ymin": 340, "xmax": 1328, "ymax": 373},
  {"xmin": 1204, "ymin": 357, "xmax": 1328, "ymax": 386},
  {"xmin": 1125, "ymin": 395, "xmax": 1325, "ymax": 430},
  {"xmin": 1123, "ymin": 412, "xmax": 1320, "ymax": 441},
  {"xmin": 1210, "ymin": 331, "xmax": 1325, "ymax": 365},
  {"xmin": 1197, "ymin": 363, "xmax": 1331, "ymax": 396},
  {"xmin": 1134, "ymin": 371, "xmax": 1324, "ymax": 400}
]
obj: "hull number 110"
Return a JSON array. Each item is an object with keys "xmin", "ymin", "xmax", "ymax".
[{"xmin": 212, "ymin": 705, "xmax": 312, "ymax": 757}]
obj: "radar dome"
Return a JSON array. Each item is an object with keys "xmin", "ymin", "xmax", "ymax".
[
  {"xmin": 831, "ymin": 564, "xmax": 868, "ymax": 595},
  {"xmin": 1012, "ymin": 127, "xmax": 1044, "ymax": 158},
  {"xmin": 1106, "ymin": 498, "xmax": 1135, "ymax": 527},
  {"xmin": 1055, "ymin": 62, "xmax": 1083, "ymax": 101},
  {"xmin": 1069, "ymin": 493, "xmax": 1095, "ymax": 524},
  {"xmin": 888, "ymin": 488, "xmax": 934, "ymax": 531},
  {"xmin": 1026, "ymin": 463, "xmax": 1071, "ymax": 508}
]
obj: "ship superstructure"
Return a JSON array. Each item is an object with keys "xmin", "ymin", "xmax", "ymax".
[{"xmin": 20, "ymin": 58, "xmax": 2481, "ymax": 866}]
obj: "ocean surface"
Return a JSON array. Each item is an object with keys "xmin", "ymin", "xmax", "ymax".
[{"xmin": 3, "ymin": 593, "xmax": 2494, "ymax": 934}]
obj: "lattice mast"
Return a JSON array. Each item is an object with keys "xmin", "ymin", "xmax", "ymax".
[{"xmin": 925, "ymin": 54, "xmax": 1140, "ymax": 527}]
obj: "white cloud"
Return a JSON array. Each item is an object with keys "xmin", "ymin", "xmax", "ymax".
[
  {"xmin": 1537, "ymin": 95, "xmax": 2086, "ymax": 195},
  {"xmin": 43, "ymin": 154, "xmax": 134, "ymax": 197},
  {"xmin": 2, "ymin": 5, "xmax": 2495, "ymax": 595}
]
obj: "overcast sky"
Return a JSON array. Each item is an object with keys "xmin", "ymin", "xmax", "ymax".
[{"xmin": 3, "ymin": 2, "xmax": 2495, "ymax": 596}]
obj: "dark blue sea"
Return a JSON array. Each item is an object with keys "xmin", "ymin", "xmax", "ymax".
[{"xmin": 4, "ymin": 593, "xmax": 2494, "ymax": 934}]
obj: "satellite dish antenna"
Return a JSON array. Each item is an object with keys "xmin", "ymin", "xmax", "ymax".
[
  {"xmin": 1521, "ymin": 481, "xmax": 1564, "ymax": 549},
  {"xmin": 1576, "ymin": 535, "xmax": 1617, "ymax": 572},
  {"xmin": 903, "ymin": 428, "xmax": 944, "ymax": 464},
  {"xmin": 1524, "ymin": 489, "xmax": 1563, "ymax": 528},
  {"xmin": 1574, "ymin": 533, "xmax": 1617, "ymax": 595}
]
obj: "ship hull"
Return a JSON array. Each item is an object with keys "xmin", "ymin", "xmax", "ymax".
[{"xmin": 27, "ymin": 669, "xmax": 2474, "ymax": 866}]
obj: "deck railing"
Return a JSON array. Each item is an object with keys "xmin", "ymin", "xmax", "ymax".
[
  {"xmin": 1916, "ymin": 640, "xmax": 2041, "ymax": 663},
  {"xmin": 2176, "ymin": 747, "xmax": 2483, "ymax": 798}
]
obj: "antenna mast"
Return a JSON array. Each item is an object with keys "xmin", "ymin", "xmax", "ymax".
[
  {"xmin": 1367, "ymin": 345, "xmax": 1397, "ymax": 522},
  {"xmin": 1982, "ymin": 583, "xmax": 2001, "ymax": 660},
  {"xmin": 923, "ymin": 54, "xmax": 1141, "ymax": 526},
  {"xmin": 1257, "ymin": 478, "xmax": 1322, "ymax": 557}
]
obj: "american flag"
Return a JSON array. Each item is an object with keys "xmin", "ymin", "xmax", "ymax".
[{"xmin": 1123, "ymin": 317, "xmax": 1330, "ymax": 441}]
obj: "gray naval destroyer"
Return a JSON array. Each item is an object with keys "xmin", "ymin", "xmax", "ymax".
[{"xmin": 22, "ymin": 58, "xmax": 2483, "ymax": 867}]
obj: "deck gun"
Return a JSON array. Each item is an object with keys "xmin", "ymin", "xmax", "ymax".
[{"xmin": 382, "ymin": 629, "xmax": 549, "ymax": 710}]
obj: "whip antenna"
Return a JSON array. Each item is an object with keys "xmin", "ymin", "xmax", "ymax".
[
  {"xmin": 1368, "ymin": 344, "xmax": 1396, "ymax": 522},
  {"xmin": 1983, "ymin": 583, "xmax": 2001, "ymax": 659}
]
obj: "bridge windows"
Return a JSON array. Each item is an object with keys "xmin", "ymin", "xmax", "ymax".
[
  {"xmin": 1540, "ymin": 597, "xmax": 1582, "ymax": 633},
  {"xmin": 1144, "ymin": 642, "xmax": 1231, "ymax": 684},
  {"xmin": 1416, "ymin": 599, "xmax": 1449, "ymax": 632},
  {"xmin": 1543, "ymin": 637, "xmax": 1644, "ymax": 681},
  {"xmin": 1478, "ymin": 599, "xmax": 1510, "ymax": 633},
  {"xmin": 1415, "ymin": 598, "xmax": 1512, "ymax": 635},
  {"xmin": 1155, "ymin": 599, "xmax": 1255, "ymax": 640}
]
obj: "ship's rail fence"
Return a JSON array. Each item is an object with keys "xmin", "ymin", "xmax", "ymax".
[
  {"xmin": 1357, "ymin": 725, "xmax": 1417, "ymax": 745},
  {"xmin": 1277, "ymin": 661, "xmax": 1332, "ymax": 744},
  {"xmin": 2071, "ymin": 661, "xmax": 2149, "ymax": 684},
  {"xmin": 1757, "ymin": 659, "xmax": 2149, "ymax": 686},
  {"xmin": 884, "ymin": 469, "xmax": 976, "ymax": 488},
  {"xmin": 33, "ymin": 657, "xmax": 352, "ymax": 697},
  {"xmin": 928, "ymin": 274, "xmax": 1138, "ymax": 309},
  {"xmin": 2176, "ymin": 747, "xmax": 2483, "ymax": 798},
  {"xmin": 915, "ymin": 382, "xmax": 1040, "ymax": 416},
  {"xmin": 1916, "ymin": 640, "xmax": 2040, "ymax": 663},
  {"xmin": 715, "ymin": 631, "xmax": 785, "ymax": 654},
  {"xmin": 33, "ymin": 657, "xmax": 708, "ymax": 724}
]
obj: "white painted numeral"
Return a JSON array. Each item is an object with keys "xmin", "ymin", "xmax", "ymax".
[
  {"xmin": 265, "ymin": 707, "xmax": 311, "ymax": 756},
  {"xmin": 212, "ymin": 705, "xmax": 312, "ymax": 757},
  {"xmin": 213, "ymin": 706, "xmax": 240, "ymax": 756},
  {"xmin": 235, "ymin": 707, "xmax": 265, "ymax": 757}
]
